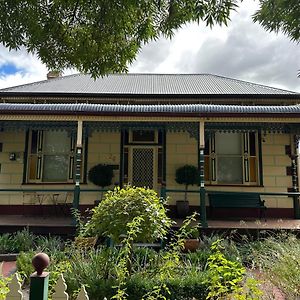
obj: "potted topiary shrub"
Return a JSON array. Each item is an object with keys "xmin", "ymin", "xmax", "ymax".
[
  {"xmin": 175, "ymin": 165, "xmax": 199, "ymax": 218},
  {"xmin": 88, "ymin": 164, "xmax": 114, "ymax": 202}
]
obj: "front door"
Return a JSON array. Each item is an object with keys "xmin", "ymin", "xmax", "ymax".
[{"xmin": 128, "ymin": 146, "xmax": 157, "ymax": 190}]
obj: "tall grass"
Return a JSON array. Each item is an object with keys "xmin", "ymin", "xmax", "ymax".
[{"xmin": 242, "ymin": 232, "xmax": 300, "ymax": 299}]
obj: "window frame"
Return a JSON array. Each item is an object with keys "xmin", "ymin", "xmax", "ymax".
[
  {"xmin": 204, "ymin": 131, "xmax": 261, "ymax": 186},
  {"xmin": 129, "ymin": 130, "xmax": 158, "ymax": 144},
  {"xmin": 26, "ymin": 129, "xmax": 80, "ymax": 184}
]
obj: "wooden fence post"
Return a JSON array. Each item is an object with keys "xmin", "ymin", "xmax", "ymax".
[
  {"xmin": 6, "ymin": 273, "xmax": 24, "ymax": 300},
  {"xmin": 29, "ymin": 253, "xmax": 50, "ymax": 300}
]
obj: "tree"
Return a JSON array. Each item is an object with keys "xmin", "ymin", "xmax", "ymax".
[
  {"xmin": 0, "ymin": 0, "xmax": 237, "ymax": 77},
  {"xmin": 0, "ymin": 1, "xmax": 298, "ymax": 78},
  {"xmin": 253, "ymin": 0, "xmax": 300, "ymax": 42}
]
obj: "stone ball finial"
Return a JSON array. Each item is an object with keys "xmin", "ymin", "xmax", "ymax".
[{"xmin": 32, "ymin": 253, "xmax": 50, "ymax": 276}]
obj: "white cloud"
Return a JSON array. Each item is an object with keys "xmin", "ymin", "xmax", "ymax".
[
  {"xmin": 0, "ymin": 0, "xmax": 299, "ymax": 92},
  {"xmin": 130, "ymin": 0, "xmax": 300, "ymax": 92},
  {"xmin": 0, "ymin": 46, "xmax": 77, "ymax": 89}
]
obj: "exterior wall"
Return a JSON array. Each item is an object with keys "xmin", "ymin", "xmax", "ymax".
[
  {"xmin": 0, "ymin": 130, "xmax": 26, "ymax": 205},
  {"xmin": 166, "ymin": 131, "xmax": 199, "ymax": 206},
  {"xmin": 261, "ymin": 133, "xmax": 292, "ymax": 209},
  {"xmin": 82, "ymin": 131, "xmax": 120, "ymax": 204}
]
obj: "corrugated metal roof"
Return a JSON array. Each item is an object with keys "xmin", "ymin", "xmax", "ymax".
[
  {"xmin": 1, "ymin": 103, "xmax": 300, "ymax": 115},
  {"xmin": 0, "ymin": 74, "xmax": 297, "ymax": 96}
]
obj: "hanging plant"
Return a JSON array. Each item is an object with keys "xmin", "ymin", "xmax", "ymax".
[{"xmin": 88, "ymin": 164, "xmax": 114, "ymax": 199}]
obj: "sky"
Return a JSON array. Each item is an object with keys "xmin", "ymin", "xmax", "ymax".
[{"xmin": 0, "ymin": 0, "xmax": 299, "ymax": 92}]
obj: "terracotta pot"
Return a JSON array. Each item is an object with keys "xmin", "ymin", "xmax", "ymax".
[{"xmin": 183, "ymin": 239, "xmax": 200, "ymax": 252}]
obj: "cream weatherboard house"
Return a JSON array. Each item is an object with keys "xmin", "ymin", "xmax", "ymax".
[{"xmin": 0, "ymin": 73, "xmax": 299, "ymax": 226}]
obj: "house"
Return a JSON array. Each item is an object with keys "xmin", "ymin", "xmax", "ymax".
[{"xmin": 0, "ymin": 73, "xmax": 299, "ymax": 227}]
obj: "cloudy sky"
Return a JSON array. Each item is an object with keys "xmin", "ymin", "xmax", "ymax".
[{"xmin": 0, "ymin": 0, "xmax": 299, "ymax": 92}]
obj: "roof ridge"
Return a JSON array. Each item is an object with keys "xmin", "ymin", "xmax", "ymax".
[
  {"xmin": 0, "ymin": 73, "xmax": 81, "ymax": 91},
  {"xmin": 211, "ymin": 74, "xmax": 297, "ymax": 94}
]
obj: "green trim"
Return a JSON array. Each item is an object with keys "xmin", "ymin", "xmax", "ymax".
[
  {"xmin": 29, "ymin": 273, "xmax": 49, "ymax": 300},
  {"xmin": 162, "ymin": 129, "xmax": 166, "ymax": 183},
  {"xmin": 199, "ymin": 123, "xmax": 207, "ymax": 227},
  {"xmin": 258, "ymin": 130, "xmax": 264, "ymax": 186},
  {"xmin": 0, "ymin": 121, "xmax": 77, "ymax": 133},
  {"xmin": 86, "ymin": 122, "xmax": 199, "ymax": 139},
  {"xmin": 83, "ymin": 135, "xmax": 89, "ymax": 184},
  {"xmin": 22, "ymin": 130, "xmax": 29, "ymax": 184},
  {"xmin": 72, "ymin": 147, "xmax": 82, "ymax": 209},
  {"xmin": 119, "ymin": 129, "xmax": 125, "ymax": 188}
]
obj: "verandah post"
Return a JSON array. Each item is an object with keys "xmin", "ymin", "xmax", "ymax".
[
  {"xmin": 199, "ymin": 121, "xmax": 207, "ymax": 227},
  {"xmin": 73, "ymin": 120, "xmax": 83, "ymax": 211},
  {"xmin": 160, "ymin": 181, "xmax": 166, "ymax": 200},
  {"xmin": 292, "ymin": 134, "xmax": 300, "ymax": 219}
]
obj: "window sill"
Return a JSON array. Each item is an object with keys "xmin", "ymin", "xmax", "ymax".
[
  {"xmin": 22, "ymin": 182, "xmax": 87, "ymax": 185},
  {"xmin": 205, "ymin": 184, "xmax": 264, "ymax": 188}
]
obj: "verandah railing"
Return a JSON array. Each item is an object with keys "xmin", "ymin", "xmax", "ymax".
[
  {"xmin": 0, "ymin": 187, "xmax": 300, "ymax": 227},
  {"xmin": 160, "ymin": 187, "xmax": 300, "ymax": 226}
]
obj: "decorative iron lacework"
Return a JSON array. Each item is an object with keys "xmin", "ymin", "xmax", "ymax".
[
  {"xmin": 1, "ymin": 120, "xmax": 300, "ymax": 139},
  {"xmin": 205, "ymin": 123, "xmax": 294, "ymax": 134},
  {"xmin": 0, "ymin": 121, "xmax": 77, "ymax": 136},
  {"xmin": 85, "ymin": 122, "xmax": 199, "ymax": 139}
]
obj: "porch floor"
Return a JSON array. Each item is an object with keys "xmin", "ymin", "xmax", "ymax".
[
  {"xmin": 0, "ymin": 215, "xmax": 300, "ymax": 233},
  {"xmin": 0, "ymin": 215, "xmax": 74, "ymax": 236},
  {"xmin": 175, "ymin": 218, "xmax": 300, "ymax": 230}
]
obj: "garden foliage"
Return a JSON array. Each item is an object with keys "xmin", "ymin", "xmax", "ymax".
[{"xmin": 83, "ymin": 185, "xmax": 173, "ymax": 243}]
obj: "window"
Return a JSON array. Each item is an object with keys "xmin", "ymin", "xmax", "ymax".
[
  {"xmin": 129, "ymin": 130, "xmax": 157, "ymax": 143},
  {"xmin": 204, "ymin": 132, "xmax": 259, "ymax": 185},
  {"xmin": 27, "ymin": 130, "xmax": 76, "ymax": 183}
]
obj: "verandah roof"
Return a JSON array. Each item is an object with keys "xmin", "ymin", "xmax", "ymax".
[{"xmin": 1, "ymin": 103, "xmax": 300, "ymax": 117}]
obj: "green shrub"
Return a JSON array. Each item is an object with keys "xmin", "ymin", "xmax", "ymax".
[
  {"xmin": 16, "ymin": 251, "xmax": 35, "ymax": 284},
  {"xmin": 35, "ymin": 235, "xmax": 64, "ymax": 252},
  {"xmin": 205, "ymin": 239, "xmax": 246, "ymax": 299},
  {"xmin": 0, "ymin": 234, "xmax": 15, "ymax": 254},
  {"xmin": 63, "ymin": 248, "xmax": 121, "ymax": 299},
  {"xmin": 126, "ymin": 272, "xmax": 208, "ymax": 300},
  {"xmin": 83, "ymin": 186, "xmax": 173, "ymax": 243},
  {"xmin": 13, "ymin": 229, "xmax": 36, "ymax": 252},
  {"xmin": 0, "ymin": 275, "xmax": 11, "ymax": 300}
]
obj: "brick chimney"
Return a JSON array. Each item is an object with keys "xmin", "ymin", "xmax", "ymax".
[{"xmin": 47, "ymin": 71, "xmax": 62, "ymax": 80}]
